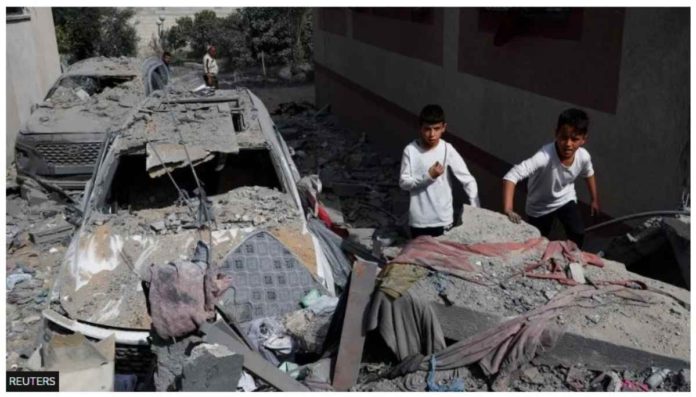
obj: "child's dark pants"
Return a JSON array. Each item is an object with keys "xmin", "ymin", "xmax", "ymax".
[
  {"xmin": 410, "ymin": 226, "xmax": 445, "ymax": 238},
  {"xmin": 527, "ymin": 201, "xmax": 585, "ymax": 247}
]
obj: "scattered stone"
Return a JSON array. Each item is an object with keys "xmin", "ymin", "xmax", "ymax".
[
  {"xmin": 7, "ymin": 273, "xmax": 33, "ymax": 290},
  {"xmin": 521, "ymin": 366, "xmax": 544, "ymax": 384},
  {"xmin": 150, "ymin": 220, "xmax": 166, "ymax": 233},
  {"xmin": 590, "ymin": 371, "xmax": 622, "ymax": 392},
  {"xmin": 585, "ymin": 314, "xmax": 601, "ymax": 324},
  {"xmin": 29, "ymin": 218, "xmax": 74, "ymax": 245},
  {"xmin": 646, "ymin": 368, "xmax": 671, "ymax": 389},
  {"xmin": 23, "ymin": 315, "xmax": 41, "ymax": 324},
  {"xmin": 567, "ymin": 262, "xmax": 586, "ymax": 284},
  {"xmin": 677, "ymin": 369, "xmax": 690, "ymax": 387},
  {"xmin": 565, "ymin": 366, "xmax": 588, "ymax": 391},
  {"xmin": 181, "ymin": 343, "xmax": 244, "ymax": 391}
]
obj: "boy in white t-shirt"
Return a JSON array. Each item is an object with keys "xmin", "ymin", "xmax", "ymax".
[
  {"xmin": 502, "ymin": 108, "xmax": 599, "ymax": 247},
  {"xmin": 399, "ymin": 104, "xmax": 480, "ymax": 238}
]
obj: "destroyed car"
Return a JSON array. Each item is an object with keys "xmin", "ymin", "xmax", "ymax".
[
  {"xmin": 14, "ymin": 56, "xmax": 170, "ymax": 189},
  {"xmin": 42, "ymin": 85, "xmax": 339, "ymax": 380}
]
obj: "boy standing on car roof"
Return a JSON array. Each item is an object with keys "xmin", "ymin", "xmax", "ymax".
[{"xmin": 399, "ymin": 104, "xmax": 480, "ymax": 238}]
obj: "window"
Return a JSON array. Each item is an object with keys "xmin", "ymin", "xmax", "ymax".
[
  {"xmin": 353, "ymin": 7, "xmax": 435, "ymax": 25},
  {"xmin": 105, "ymin": 149, "xmax": 282, "ymax": 211},
  {"xmin": 46, "ymin": 75, "xmax": 135, "ymax": 101},
  {"xmin": 7, "ymin": 7, "xmax": 30, "ymax": 22}
]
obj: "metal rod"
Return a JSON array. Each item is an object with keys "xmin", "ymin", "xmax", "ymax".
[{"xmin": 585, "ymin": 210, "xmax": 690, "ymax": 233}]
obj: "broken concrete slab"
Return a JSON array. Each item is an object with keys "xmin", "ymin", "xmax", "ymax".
[
  {"xmin": 431, "ymin": 292, "xmax": 689, "ymax": 373},
  {"xmin": 36, "ymin": 333, "xmax": 116, "ymax": 391},
  {"xmin": 400, "ymin": 206, "xmax": 690, "ymax": 375},
  {"xmin": 201, "ymin": 320, "xmax": 309, "ymax": 391},
  {"xmin": 20, "ymin": 183, "xmax": 50, "ymax": 206},
  {"xmin": 181, "ymin": 343, "xmax": 244, "ymax": 391},
  {"xmin": 146, "ymin": 143, "xmax": 215, "ymax": 178},
  {"xmin": 332, "ymin": 261, "xmax": 379, "ymax": 391},
  {"xmin": 28, "ymin": 218, "xmax": 74, "ymax": 245}
]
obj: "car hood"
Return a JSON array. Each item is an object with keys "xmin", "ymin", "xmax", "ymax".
[
  {"xmin": 55, "ymin": 223, "xmax": 317, "ymax": 330},
  {"xmin": 24, "ymin": 79, "xmax": 144, "ymax": 134}
]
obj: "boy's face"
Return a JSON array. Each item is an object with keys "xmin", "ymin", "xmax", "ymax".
[
  {"xmin": 419, "ymin": 122, "xmax": 446, "ymax": 148},
  {"xmin": 554, "ymin": 125, "xmax": 587, "ymax": 160}
]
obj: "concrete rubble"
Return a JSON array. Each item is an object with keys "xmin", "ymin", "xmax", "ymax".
[{"xmin": 6, "ymin": 78, "xmax": 690, "ymax": 392}]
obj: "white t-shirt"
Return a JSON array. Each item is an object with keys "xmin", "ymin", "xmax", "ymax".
[
  {"xmin": 399, "ymin": 139, "xmax": 480, "ymax": 228},
  {"xmin": 203, "ymin": 53, "xmax": 218, "ymax": 75},
  {"xmin": 503, "ymin": 142, "xmax": 594, "ymax": 217}
]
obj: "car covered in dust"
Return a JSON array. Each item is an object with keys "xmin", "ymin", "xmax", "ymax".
[
  {"xmin": 42, "ymin": 85, "xmax": 337, "ymax": 375},
  {"xmin": 14, "ymin": 56, "xmax": 170, "ymax": 189}
]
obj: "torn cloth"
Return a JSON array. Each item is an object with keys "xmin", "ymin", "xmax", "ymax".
[
  {"xmin": 307, "ymin": 217, "xmax": 352, "ymax": 289},
  {"xmin": 391, "ymin": 236, "xmax": 545, "ymax": 284},
  {"xmin": 147, "ymin": 241, "xmax": 232, "ymax": 339},
  {"xmin": 377, "ymin": 263, "xmax": 430, "ymax": 299},
  {"xmin": 387, "ymin": 284, "xmax": 641, "ymax": 379},
  {"xmin": 366, "ymin": 289, "xmax": 446, "ymax": 361},
  {"xmin": 524, "ymin": 240, "xmax": 605, "ymax": 285}
]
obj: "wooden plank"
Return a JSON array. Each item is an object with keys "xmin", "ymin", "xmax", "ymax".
[
  {"xmin": 332, "ymin": 261, "xmax": 379, "ymax": 390},
  {"xmin": 201, "ymin": 320, "xmax": 310, "ymax": 391}
]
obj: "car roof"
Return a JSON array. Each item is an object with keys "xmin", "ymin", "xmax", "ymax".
[{"xmin": 64, "ymin": 56, "xmax": 141, "ymax": 77}]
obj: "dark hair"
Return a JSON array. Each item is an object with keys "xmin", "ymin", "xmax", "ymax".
[
  {"xmin": 419, "ymin": 104, "xmax": 445, "ymax": 126},
  {"xmin": 557, "ymin": 108, "xmax": 589, "ymax": 134},
  {"xmin": 162, "ymin": 51, "xmax": 172, "ymax": 57}
]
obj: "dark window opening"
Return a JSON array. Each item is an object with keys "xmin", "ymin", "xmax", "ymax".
[
  {"xmin": 7, "ymin": 7, "xmax": 26, "ymax": 15},
  {"xmin": 478, "ymin": 8, "xmax": 583, "ymax": 45},
  {"xmin": 232, "ymin": 112, "xmax": 244, "ymax": 132},
  {"xmin": 105, "ymin": 149, "xmax": 282, "ymax": 211},
  {"xmin": 46, "ymin": 75, "xmax": 136, "ymax": 101},
  {"xmin": 7, "ymin": 7, "xmax": 30, "ymax": 21},
  {"xmin": 353, "ymin": 7, "xmax": 435, "ymax": 25}
]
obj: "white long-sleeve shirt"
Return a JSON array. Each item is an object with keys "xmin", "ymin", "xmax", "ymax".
[
  {"xmin": 399, "ymin": 139, "xmax": 480, "ymax": 228},
  {"xmin": 503, "ymin": 142, "xmax": 594, "ymax": 217},
  {"xmin": 203, "ymin": 53, "xmax": 218, "ymax": 75}
]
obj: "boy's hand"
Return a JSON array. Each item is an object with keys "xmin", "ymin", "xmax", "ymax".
[
  {"xmin": 504, "ymin": 209, "xmax": 522, "ymax": 224},
  {"xmin": 429, "ymin": 161, "xmax": 445, "ymax": 179},
  {"xmin": 590, "ymin": 200, "xmax": 600, "ymax": 217}
]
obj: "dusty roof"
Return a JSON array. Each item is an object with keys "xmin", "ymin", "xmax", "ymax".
[
  {"xmin": 64, "ymin": 56, "xmax": 141, "ymax": 77},
  {"xmin": 117, "ymin": 88, "xmax": 268, "ymax": 152}
]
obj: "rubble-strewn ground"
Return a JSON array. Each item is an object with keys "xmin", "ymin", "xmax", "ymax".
[
  {"xmin": 6, "ymin": 170, "xmax": 74, "ymax": 370},
  {"xmin": 6, "ymin": 74, "xmax": 690, "ymax": 392}
]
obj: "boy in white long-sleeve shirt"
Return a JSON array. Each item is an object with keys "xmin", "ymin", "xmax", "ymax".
[
  {"xmin": 400, "ymin": 104, "xmax": 480, "ymax": 238},
  {"xmin": 502, "ymin": 108, "xmax": 599, "ymax": 247}
]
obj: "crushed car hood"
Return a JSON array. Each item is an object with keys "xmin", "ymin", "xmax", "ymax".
[{"xmin": 56, "ymin": 223, "xmax": 317, "ymax": 330}]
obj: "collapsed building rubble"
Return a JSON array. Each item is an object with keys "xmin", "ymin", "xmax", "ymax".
[{"xmin": 6, "ymin": 81, "xmax": 690, "ymax": 392}]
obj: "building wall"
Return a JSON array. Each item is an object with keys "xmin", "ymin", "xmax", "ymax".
[
  {"xmin": 129, "ymin": 7, "xmax": 238, "ymax": 57},
  {"xmin": 314, "ymin": 8, "xmax": 690, "ymax": 219},
  {"xmin": 6, "ymin": 7, "xmax": 61, "ymax": 166}
]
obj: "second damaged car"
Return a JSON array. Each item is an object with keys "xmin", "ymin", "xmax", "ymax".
[
  {"xmin": 42, "ymin": 85, "xmax": 341, "ymax": 386},
  {"xmin": 14, "ymin": 56, "xmax": 170, "ymax": 189}
]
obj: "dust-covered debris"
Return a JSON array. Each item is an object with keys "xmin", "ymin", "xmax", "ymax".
[
  {"xmin": 442, "ymin": 205, "xmax": 541, "ymax": 244},
  {"xmin": 6, "ymin": 171, "xmax": 75, "ymax": 371}
]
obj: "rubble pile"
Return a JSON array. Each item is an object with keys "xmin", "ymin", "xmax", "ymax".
[
  {"xmin": 6, "ymin": 172, "xmax": 77, "ymax": 370},
  {"xmin": 6, "ymin": 84, "xmax": 689, "ymax": 392},
  {"xmin": 89, "ymin": 186, "xmax": 301, "ymax": 236},
  {"xmin": 29, "ymin": 65, "xmax": 145, "ymax": 133},
  {"xmin": 273, "ymin": 103, "xmax": 408, "ymax": 251}
]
